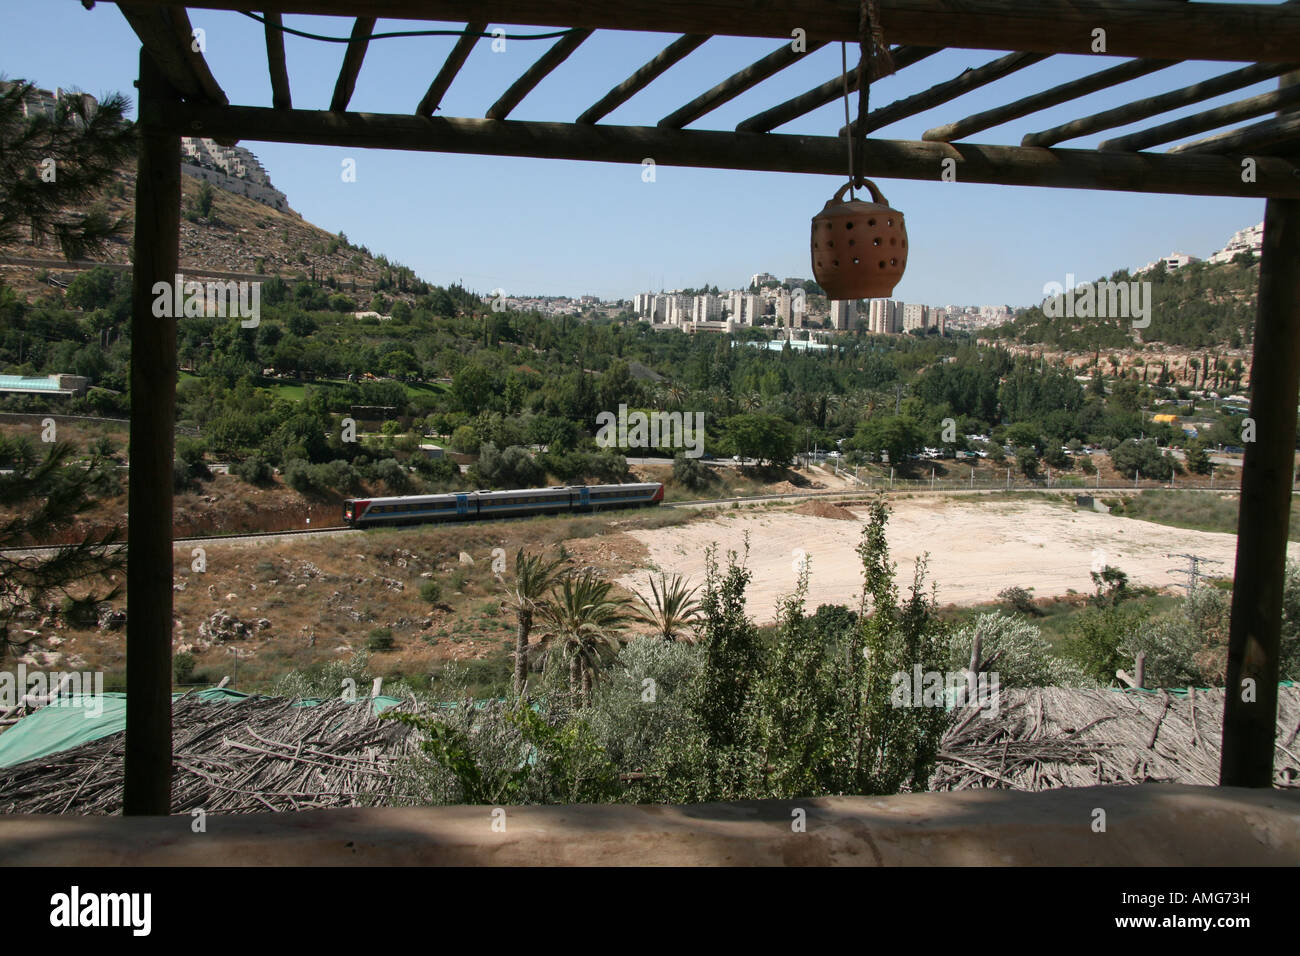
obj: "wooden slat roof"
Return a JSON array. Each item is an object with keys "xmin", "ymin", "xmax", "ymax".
[{"xmin": 108, "ymin": 0, "xmax": 1300, "ymax": 197}]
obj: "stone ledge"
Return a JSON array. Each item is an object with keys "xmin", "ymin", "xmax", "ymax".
[{"xmin": 0, "ymin": 784, "xmax": 1296, "ymax": 866}]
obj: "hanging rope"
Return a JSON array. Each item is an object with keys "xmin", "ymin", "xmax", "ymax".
[
  {"xmin": 842, "ymin": 43, "xmax": 856, "ymax": 200},
  {"xmin": 853, "ymin": 0, "xmax": 892, "ymax": 187}
]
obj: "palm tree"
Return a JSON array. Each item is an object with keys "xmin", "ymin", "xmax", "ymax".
[
  {"xmin": 501, "ymin": 548, "xmax": 567, "ymax": 695},
  {"xmin": 633, "ymin": 572, "xmax": 701, "ymax": 643},
  {"xmin": 536, "ymin": 571, "xmax": 632, "ymax": 705}
]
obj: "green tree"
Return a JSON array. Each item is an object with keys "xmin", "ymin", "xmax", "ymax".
[
  {"xmin": 536, "ymin": 571, "xmax": 632, "ymax": 706},
  {"xmin": 501, "ymin": 548, "xmax": 567, "ymax": 695},
  {"xmin": 1184, "ymin": 438, "xmax": 1211, "ymax": 475},
  {"xmin": 849, "ymin": 415, "xmax": 924, "ymax": 468},
  {"xmin": 0, "ymin": 441, "xmax": 123, "ymax": 662},
  {"xmin": 0, "ymin": 80, "xmax": 135, "ymax": 258},
  {"xmin": 633, "ymin": 572, "xmax": 701, "ymax": 643},
  {"xmin": 723, "ymin": 413, "xmax": 795, "ymax": 467}
]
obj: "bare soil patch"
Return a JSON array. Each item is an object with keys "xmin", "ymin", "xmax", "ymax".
[{"xmin": 617, "ymin": 494, "xmax": 1298, "ymax": 625}]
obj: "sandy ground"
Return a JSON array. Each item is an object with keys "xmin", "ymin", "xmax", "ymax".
[{"xmin": 616, "ymin": 496, "xmax": 1299, "ymax": 625}]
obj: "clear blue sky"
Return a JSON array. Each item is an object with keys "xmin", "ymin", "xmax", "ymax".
[{"xmin": 1, "ymin": 1, "xmax": 1273, "ymax": 305}]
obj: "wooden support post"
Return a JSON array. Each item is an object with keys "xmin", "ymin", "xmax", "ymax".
[
  {"xmin": 1221, "ymin": 196, "xmax": 1300, "ymax": 785},
  {"xmin": 124, "ymin": 50, "xmax": 181, "ymax": 816}
]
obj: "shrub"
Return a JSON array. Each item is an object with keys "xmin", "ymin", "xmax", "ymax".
[
  {"xmin": 997, "ymin": 585, "xmax": 1041, "ymax": 617},
  {"xmin": 173, "ymin": 651, "xmax": 197, "ymax": 685},
  {"xmin": 367, "ymin": 627, "xmax": 395, "ymax": 651},
  {"xmin": 368, "ymin": 457, "xmax": 411, "ymax": 494},
  {"xmin": 412, "ymin": 454, "xmax": 459, "ymax": 486},
  {"xmin": 948, "ymin": 612, "xmax": 1092, "ymax": 687},
  {"xmin": 473, "ymin": 442, "xmax": 544, "ymax": 489},
  {"xmin": 1111, "ymin": 438, "xmax": 1173, "ymax": 481},
  {"xmin": 450, "ymin": 425, "xmax": 480, "ymax": 455},
  {"xmin": 671, "ymin": 453, "xmax": 712, "ymax": 490},
  {"xmin": 420, "ymin": 579, "xmax": 442, "ymax": 604},
  {"xmin": 282, "ymin": 458, "xmax": 316, "ymax": 494},
  {"xmin": 235, "ymin": 455, "xmax": 273, "ymax": 485}
]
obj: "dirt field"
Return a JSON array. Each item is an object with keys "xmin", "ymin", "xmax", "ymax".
[{"xmin": 615, "ymin": 494, "xmax": 1295, "ymax": 624}]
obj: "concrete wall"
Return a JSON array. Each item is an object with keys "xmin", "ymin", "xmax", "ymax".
[{"xmin": 0, "ymin": 785, "xmax": 1295, "ymax": 866}]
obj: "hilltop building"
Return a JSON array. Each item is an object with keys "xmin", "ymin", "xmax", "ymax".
[
  {"xmin": 4, "ymin": 83, "xmax": 99, "ymax": 124},
  {"xmin": 180, "ymin": 137, "xmax": 290, "ymax": 213},
  {"xmin": 1136, "ymin": 251, "xmax": 1201, "ymax": 274},
  {"xmin": 1208, "ymin": 222, "xmax": 1264, "ymax": 264}
]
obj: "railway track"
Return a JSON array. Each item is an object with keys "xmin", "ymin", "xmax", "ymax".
[{"xmin": 0, "ymin": 483, "xmax": 1241, "ymax": 555}]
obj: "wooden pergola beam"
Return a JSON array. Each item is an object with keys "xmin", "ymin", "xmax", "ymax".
[
  {"xmin": 133, "ymin": 1, "xmax": 1300, "ymax": 63},
  {"xmin": 578, "ymin": 33, "xmax": 709, "ymax": 125},
  {"xmin": 842, "ymin": 51, "xmax": 1046, "ymax": 137},
  {"xmin": 330, "ymin": 17, "xmax": 376, "ymax": 112},
  {"xmin": 1167, "ymin": 111, "xmax": 1300, "ymax": 155},
  {"xmin": 486, "ymin": 28, "xmax": 592, "ymax": 121},
  {"xmin": 264, "ymin": 11, "xmax": 292, "ymax": 110},
  {"xmin": 1100, "ymin": 83, "xmax": 1300, "ymax": 151},
  {"xmin": 119, "ymin": 3, "xmax": 228, "ymax": 104},
  {"xmin": 1025, "ymin": 62, "xmax": 1300, "ymax": 148},
  {"xmin": 143, "ymin": 101, "xmax": 1300, "ymax": 198},
  {"xmin": 737, "ymin": 45, "xmax": 940, "ymax": 134},
  {"xmin": 416, "ymin": 21, "xmax": 485, "ymax": 117},
  {"xmin": 923, "ymin": 58, "xmax": 1178, "ymax": 143},
  {"xmin": 659, "ymin": 40, "xmax": 826, "ymax": 130}
]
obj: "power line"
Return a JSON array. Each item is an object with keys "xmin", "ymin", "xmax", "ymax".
[
  {"xmin": 1166, "ymin": 552, "xmax": 1224, "ymax": 594},
  {"xmin": 239, "ymin": 12, "xmax": 574, "ymax": 44}
]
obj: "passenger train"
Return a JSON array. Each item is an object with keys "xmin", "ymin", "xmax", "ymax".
[{"xmin": 342, "ymin": 482, "xmax": 664, "ymax": 527}]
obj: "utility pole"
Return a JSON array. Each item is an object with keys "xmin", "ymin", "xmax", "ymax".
[{"xmin": 1167, "ymin": 553, "xmax": 1224, "ymax": 595}]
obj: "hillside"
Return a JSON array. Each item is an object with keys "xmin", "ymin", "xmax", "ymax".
[
  {"xmin": 983, "ymin": 256, "xmax": 1260, "ymax": 353},
  {"xmin": 0, "ymin": 156, "xmax": 429, "ymax": 303}
]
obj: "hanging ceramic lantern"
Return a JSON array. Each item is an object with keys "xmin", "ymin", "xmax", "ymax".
[{"xmin": 810, "ymin": 178, "xmax": 907, "ymax": 301}]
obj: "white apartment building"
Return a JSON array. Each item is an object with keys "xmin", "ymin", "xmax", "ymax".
[
  {"xmin": 1208, "ymin": 222, "xmax": 1264, "ymax": 264},
  {"xmin": 902, "ymin": 303, "xmax": 930, "ymax": 331},
  {"xmin": 692, "ymin": 293, "xmax": 720, "ymax": 322},
  {"xmin": 1137, "ymin": 251, "xmax": 1201, "ymax": 274},
  {"xmin": 775, "ymin": 290, "xmax": 791, "ymax": 326},
  {"xmin": 830, "ymin": 299, "xmax": 859, "ymax": 330},
  {"xmin": 180, "ymin": 136, "xmax": 289, "ymax": 211},
  {"xmin": 868, "ymin": 299, "xmax": 903, "ymax": 334}
]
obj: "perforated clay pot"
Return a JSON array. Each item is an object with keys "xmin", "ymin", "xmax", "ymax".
[{"xmin": 811, "ymin": 178, "xmax": 908, "ymax": 300}]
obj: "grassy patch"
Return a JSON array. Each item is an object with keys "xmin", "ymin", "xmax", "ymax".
[{"xmin": 1109, "ymin": 489, "xmax": 1294, "ymax": 538}]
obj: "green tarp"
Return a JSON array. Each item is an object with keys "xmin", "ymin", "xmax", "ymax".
[
  {"xmin": 0, "ymin": 689, "xmax": 404, "ymax": 769},
  {"xmin": 0, "ymin": 692, "xmax": 128, "ymax": 769}
]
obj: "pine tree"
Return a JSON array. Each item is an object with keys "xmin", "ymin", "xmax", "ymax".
[
  {"xmin": 0, "ymin": 80, "xmax": 133, "ymax": 661},
  {"xmin": 0, "ymin": 80, "xmax": 135, "ymax": 259}
]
